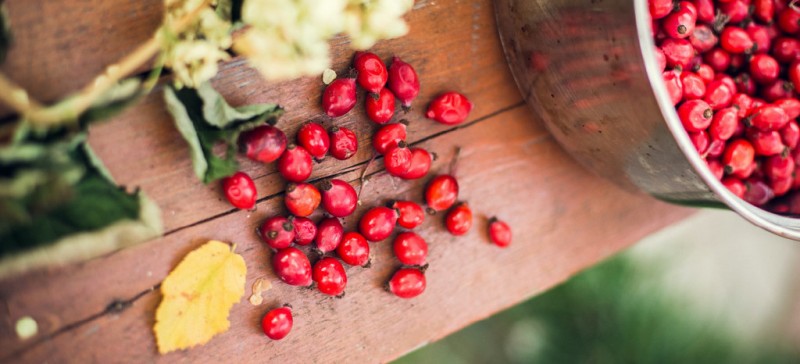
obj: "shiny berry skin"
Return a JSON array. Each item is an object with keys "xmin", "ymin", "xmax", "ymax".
[
  {"xmin": 259, "ymin": 216, "xmax": 295, "ymax": 250},
  {"xmin": 720, "ymin": 0, "xmax": 750, "ymax": 23},
  {"xmin": 734, "ymin": 74, "xmax": 755, "ymax": 95},
  {"xmin": 329, "ymin": 126, "xmax": 358, "ymax": 160},
  {"xmin": 789, "ymin": 61, "xmax": 800, "ymax": 92},
  {"xmin": 387, "ymin": 268, "xmax": 426, "ymax": 299},
  {"xmin": 771, "ymin": 175, "xmax": 793, "ymax": 196},
  {"xmin": 773, "ymin": 37, "xmax": 800, "ymax": 64},
  {"xmin": 322, "ymin": 78, "xmax": 357, "ymax": 118},
  {"xmin": 391, "ymin": 200, "xmax": 425, "ymax": 229},
  {"xmin": 761, "ymin": 80, "xmax": 795, "ymax": 102},
  {"xmin": 222, "ymin": 172, "xmax": 257, "ymax": 210},
  {"xmin": 387, "ymin": 56, "xmax": 420, "ymax": 108},
  {"xmin": 354, "ymin": 52, "xmax": 388, "ymax": 94},
  {"xmin": 694, "ymin": 0, "xmax": 715, "ymax": 23},
  {"xmin": 365, "ymin": 88, "xmax": 396, "ymax": 124},
  {"xmin": 649, "ymin": 0, "xmax": 673, "ymax": 19},
  {"xmin": 732, "ymin": 93, "xmax": 754, "ymax": 118},
  {"xmin": 750, "ymin": 105, "xmax": 789, "ymax": 131},
  {"xmin": 765, "ymin": 154, "xmax": 795, "ymax": 181},
  {"xmin": 663, "ymin": 71, "xmax": 683, "ymax": 105},
  {"xmin": 703, "ymin": 80, "xmax": 733, "ymax": 110},
  {"xmin": 297, "ymin": 122, "xmax": 330, "ymax": 160},
  {"xmin": 662, "ymin": 8, "xmax": 695, "ymax": 39},
  {"xmin": 747, "ymin": 129, "xmax": 785, "ymax": 156},
  {"xmin": 238, "ymin": 124, "xmax": 287, "ymax": 164},
  {"xmin": 689, "ymin": 131, "xmax": 709, "ymax": 154},
  {"xmin": 393, "ymin": 232, "xmax": 428, "ymax": 266},
  {"xmin": 707, "ymin": 159, "xmax": 725, "ymax": 180},
  {"xmin": 703, "ymin": 48, "xmax": 731, "ymax": 72},
  {"xmin": 292, "ymin": 216, "xmax": 317, "ymax": 246},
  {"xmin": 336, "ymin": 232, "xmax": 370, "ymax": 267},
  {"xmin": 398, "ymin": 147, "xmax": 433, "ymax": 180},
  {"xmin": 723, "ymin": 139, "xmax": 755, "ymax": 175},
  {"xmin": 426, "ymin": 92, "xmax": 474, "ymax": 125},
  {"xmin": 312, "ymin": 257, "xmax": 347, "ymax": 296},
  {"xmin": 743, "ymin": 179, "xmax": 775, "ymax": 206},
  {"xmin": 272, "ymin": 247, "xmax": 312, "ymax": 286},
  {"xmin": 425, "ymin": 174, "xmax": 459, "ymax": 211},
  {"xmin": 488, "ymin": 217, "xmax": 512, "ymax": 248},
  {"xmin": 661, "ymin": 38, "xmax": 695, "ymax": 68},
  {"xmin": 359, "ymin": 206, "xmax": 398, "ymax": 242},
  {"xmin": 709, "ymin": 107, "xmax": 738, "ymax": 141},
  {"xmin": 706, "ymin": 139, "xmax": 727, "ymax": 158},
  {"xmin": 285, "ymin": 183, "xmax": 320, "ymax": 217},
  {"xmin": 680, "ymin": 72, "xmax": 706, "ymax": 100},
  {"xmin": 314, "ymin": 217, "xmax": 344, "ymax": 253},
  {"xmin": 655, "ymin": 47, "xmax": 667, "ymax": 72},
  {"xmin": 720, "ymin": 27, "xmax": 753, "ymax": 54},
  {"xmin": 319, "ymin": 179, "xmax": 358, "ymax": 217},
  {"xmin": 778, "ymin": 8, "xmax": 800, "ymax": 34},
  {"xmin": 445, "ymin": 203, "xmax": 473, "ymax": 236},
  {"xmin": 278, "ymin": 144, "xmax": 313, "ymax": 182},
  {"xmin": 754, "ymin": 0, "xmax": 775, "ymax": 23},
  {"xmin": 695, "ymin": 64, "xmax": 715, "ymax": 84},
  {"xmin": 262, "ymin": 306, "xmax": 292, "ymax": 340},
  {"xmin": 373, "ymin": 122, "xmax": 408, "ymax": 154},
  {"xmin": 385, "ymin": 142, "xmax": 413, "ymax": 177},
  {"xmin": 776, "ymin": 98, "xmax": 800, "ymax": 120},
  {"xmin": 750, "ymin": 55, "xmax": 780, "ymax": 85},
  {"xmin": 678, "ymin": 99, "xmax": 713, "ymax": 132},
  {"xmin": 689, "ymin": 25, "xmax": 717, "ymax": 53},
  {"xmin": 745, "ymin": 23, "xmax": 771, "ymax": 54},
  {"xmin": 781, "ymin": 121, "xmax": 800, "ymax": 149},
  {"xmin": 722, "ymin": 177, "xmax": 746, "ymax": 198}
]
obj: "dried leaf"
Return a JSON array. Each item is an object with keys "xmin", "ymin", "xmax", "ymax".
[{"xmin": 154, "ymin": 240, "xmax": 247, "ymax": 354}]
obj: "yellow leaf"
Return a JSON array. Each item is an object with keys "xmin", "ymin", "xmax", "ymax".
[{"xmin": 154, "ymin": 240, "xmax": 247, "ymax": 354}]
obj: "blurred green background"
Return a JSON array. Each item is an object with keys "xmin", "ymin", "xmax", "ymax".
[{"xmin": 394, "ymin": 210, "xmax": 800, "ymax": 364}]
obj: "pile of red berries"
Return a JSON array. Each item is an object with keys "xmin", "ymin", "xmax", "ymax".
[
  {"xmin": 217, "ymin": 52, "xmax": 512, "ymax": 340},
  {"xmin": 651, "ymin": 0, "xmax": 800, "ymax": 211}
]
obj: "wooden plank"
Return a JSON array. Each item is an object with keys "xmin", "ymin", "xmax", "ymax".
[{"xmin": 0, "ymin": 106, "xmax": 692, "ymax": 362}]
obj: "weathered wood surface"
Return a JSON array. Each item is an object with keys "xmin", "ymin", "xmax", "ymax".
[{"xmin": 0, "ymin": 0, "xmax": 693, "ymax": 362}]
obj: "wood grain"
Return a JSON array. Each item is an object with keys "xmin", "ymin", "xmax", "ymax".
[{"xmin": 0, "ymin": 0, "xmax": 693, "ymax": 362}]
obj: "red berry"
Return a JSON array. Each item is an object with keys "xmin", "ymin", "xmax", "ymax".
[
  {"xmin": 778, "ymin": 8, "xmax": 800, "ymax": 34},
  {"xmin": 781, "ymin": 121, "xmax": 800, "ymax": 149},
  {"xmin": 707, "ymin": 139, "xmax": 727, "ymax": 158},
  {"xmin": 720, "ymin": 27, "xmax": 754, "ymax": 54},
  {"xmin": 661, "ymin": 38, "xmax": 695, "ymax": 68},
  {"xmin": 397, "ymin": 147, "xmax": 433, "ymax": 180},
  {"xmin": 689, "ymin": 25, "xmax": 717, "ymax": 53},
  {"xmin": 765, "ymin": 154, "xmax": 795, "ymax": 180},
  {"xmin": 732, "ymin": 93, "xmax": 754, "ymax": 118},
  {"xmin": 445, "ymin": 203, "xmax": 473, "ymax": 236},
  {"xmin": 703, "ymin": 48, "xmax": 731, "ymax": 72},
  {"xmin": 359, "ymin": 206, "xmax": 398, "ymax": 242},
  {"xmin": 703, "ymin": 80, "xmax": 734, "ymax": 110},
  {"xmin": 723, "ymin": 139, "xmax": 756, "ymax": 175},
  {"xmin": 680, "ymin": 71, "xmax": 706, "ymax": 100},
  {"xmin": 695, "ymin": 64, "xmax": 715, "ymax": 84},
  {"xmin": 319, "ymin": 179, "xmax": 358, "ymax": 217},
  {"xmin": 663, "ymin": 70, "xmax": 683, "ymax": 105},
  {"xmin": 771, "ymin": 175, "xmax": 793, "ymax": 196},
  {"xmin": 754, "ymin": 0, "xmax": 775, "ymax": 23},
  {"xmin": 749, "ymin": 105, "xmax": 789, "ymax": 131},
  {"xmin": 312, "ymin": 257, "xmax": 347, "ymax": 296},
  {"xmin": 707, "ymin": 159, "xmax": 725, "ymax": 180},
  {"xmin": 743, "ymin": 178, "xmax": 775, "ymax": 206},
  {"xmin": 354, "ymin": 51, "xmax": 388, "ymax": 94},
  {"xmin": 336, "ymin": 232, "xmax": 370, "ymax": 267},
  {"xmin": 723, "ymin": 177, "xmax": 747, "ymax": 198},
  {"xmin": 662, "ymin": 8, "xmax": 695, "ymax": 39},
  {"xmin": 488, "ymin": 217, "xmax": 512, "ymax": 248},
  {"xmin": 745, "ymin": 23, "xmax": 771, "ymax": 54},
  {"xmin": 734, "ymin": 74, "xmax": 755, "ymax": 95},
  {"xmin": 387, "ymin": 268, "xmax": 426, "ymax": 299},
  {"xmin": 238, "ymin": 124, "xmax": 287, "ymax": 164},
  {"xmin": 747, "ymin": 129, "xmax": 785, "ymax": 156},
  {"xmin": 329, "ymin": 126, "xmax": 358, "ymax": 160},
  {"xmin": 709, "ymin": 107, "xmax": 738, "ymax": 141},
  {"xmin": 789, "ymin": 61, "xmax": 800, "ymax": 92},
  {"xmin": 655, "ymin": 47, "xmax": 667, "ymax": 72},
  {"xmin": 272, "ymin": 247, "xmax": 312, "ymax": 286},
  {"xmin": 297, "ymin": 122, "xmax": 330, "ymax": 160},
  {"xmin": 387, "ymin": 56, "xmax": 420, "ymax": 108},
  {"xmin": 678, "ymin": 99, "xmax": 714, "ymax": 132},
  {"xmin": 373, "ymin": 122, "xmax": 408, "ymax": 154},
  {"xmin": 278, "ymin": 144, "xmax": 313, "ymax": 183},
  {"xmin": 322, "ymin": 78, "xmax": 357, "ymax": 118},
  {"xmin": 365, "ymin": 88, "xmax": 396, "ymax": 124},
  {"xmin": 393, "ymin": 232, "xmax": 428, "ymax": 266},
  {"xmin": 773, "ymin": 37, "xmax": 800, "ymax": 64},
  {"xmin": 720, "ymin": 0, "xmax": 750, "ymax": 23},
  {"xmin": 649, "ymin": 0, "xmax": 673, "ymax": 19},
  {"xmin": 222, "ymin": 171, "xmax": 257, "ymax": 210},
  {"xmin": 391, "ymin": 200, "xmax": 425, "ymax": 229},
  {"xmin": 689, "ymin": 130, "xmax": 710, "ymax": 154},
  {"xmin": 426, "ymin": 92, "xmax": 474, "ymax": 125},
  {"xmin": 385, "ymin": 142, "xmax": 413, "ymax": 177},
  {"xmin": 314, "ymin": 217, "xmax": 344, "ymax": 253},
  {"xmin": 694, "ymin": 0, "xmax": 715, "ymax": 23},
  {"xmin": 292, "ymin": 216, "xmax": 317, "ymax": 246},
  {"xmin": 262, "ymin": 306, "xmax": 293, "ymax": 340},
  {"xmin": 426, "ymin": 174, "xmax": 459, "ymax": 211},
  {"xmin": 285, "ymin": 183, "xmax": 320, "ymax": 217},
  {"xmin": 715, "ymin": 74, "xmax": 737, "ymax": 95},
  {"xmin": 750, "ymin": 55, "xmax": 780, "ymax": 85},
  {"xmin": 760, "ymin": 80, "xmax": 795, "ymax": 102},
  {"xmin": 776, "ymin": 98, "xmax": 800, "ymax": 120},
  {"xmin": 259, "ymin": 216, "xmax": 295, "ymax": 249}
]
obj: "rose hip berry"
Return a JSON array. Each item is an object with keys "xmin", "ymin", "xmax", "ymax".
[
  {"xmin": 445, "ymin": 203, "xmax": 473, "ymax": 236},
  {"xmin": 322, "ymin": 78, "xmax": 357, "ymax": 118},
  {"xmin": 662, "ymin": 7, "xmax": 695, "ymax": 39},
  {"xmin": 387, "ymin": 268, "xmax": 426, "ymax": 299},
  {"xmin": 385, "ymin": 142, "xmax": 413, "ymax": 177},
  {"xmin": 222, "ymin": 171, "xmax": 257, "ymax": 210},
  {"xmin": 661, "ymin": 38, "xmax": 695, "ymax": 68},
  {"xmin": 278, "ymin": 144, "xmax": 313, "ymax": 183},
  {"xmin": 649, "ymin": 0, "xmax": 673, "ymax": 19},
  {"xmin": 680, "ymin": 71, "xmax": 706, "ymax": 99},
  {"xmin": 426, "ymin": 92, "xmax": 474, "ymax": 125},
  {"xmin": 285, "ymin": 183, "xmax": 321, "ymax": 217},
  {"xmin": 393, "ymin": 232, "xmax": 428, "ymax": 266},
  {"xmin": 272, "ymin": 247, "xmax": 312, "ymax": 286},
  {"xmin": 663, "ymin": 71, "xmax": 684, "ymax": 105},
  {"xmin": 391, "ymin": 200, "xmax": 425, "ymax": 229},
  {"xmin": 488, "ymin": 217, "xmax": 512, "ymax": 248},
  {"xmin": 259, "ymin": 216, "xmax": 295, "ymax": 250},
  {"xmin": 239, "ymin": 124, "xmax": 287, "ymax": 164},
  {"xmin": 720, "ymin": 27, "xmax": 754, "ymax": 54},
  {"xmin": 709, "ymin": 107, "xmax": 738, "ymax": 141},
  {"xmin": 359, "ymin": 206, "xmax": 398, "ymax": 242},
  {"xmin": 319, "ymin": 179, "xmax": 358, "ymax": 217},
  {"xmin": 354, "ymin": 51, "xmax": 388, "ymax": 94},
  {"xmin": 398, "ymin": 148, "xmax": 433, "ymax": 180},
  {"xmin": 388, "ymin": 56, "xmax": 420, "ymax": 109},
  {"xmin": 748, "ymin": 129, "xmax": 785, "ymax": 156},
  {"xmin": 336, "ymin": 232, "xmax": 370, "ymax": 267},
  {"xmin": 373, "ymin": 121, "xmax": 408, "ymax": 154},
  {"xmin": 312, "ymin": 257, "xmax": 347, "ymax": 296},
  {"xmin": 297, "ymin": 122, "xmax": 330, "ymax": 160},
  {"xmin": 750, "ymin": 54, "xmax": 780, "ymax": 84},
  {"xmin": 292, "ymin": 216, "xmax": 317, "ymax": 246},
  {"xmin": 314, "ymin": 217, "xmax": 344, "ymax": 253},
  {"xmin": 750, "ymin": 105, "xmax": 790, "ymax": 131},
  {"xmin": 723, "ymin": 139, "xmax": 756, "ymax": 175},
  {"xmin": 678, "ymin": 100, "xmax": 714, "ymax": 132},
  {"xmin": 262, "ymin": 305, "xmax": 293, "ymax": 340},
  {"xmin": 329, "ymin": 126, "xmax": 358, "ymax": 160},
  {"xmin": 425, "ymin": 174, "xmax": 459, "ymax": 212},
  {"xmin": 365, "ymin": 88, "xmax": 396, "ymax": 124}
]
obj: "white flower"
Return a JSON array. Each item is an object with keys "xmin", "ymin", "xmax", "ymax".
[
  {"xmin": 166, "ymin": 39, "xmax": 230, "ymax": 89},
  {"xmin": 344, "ymin": 0, "xmax": 414, "ymax": 50}
]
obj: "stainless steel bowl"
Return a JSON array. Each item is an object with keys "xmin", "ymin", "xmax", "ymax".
[{"xmin": 494, "ymin": 0, "xmax": 800, "ymax": 240}]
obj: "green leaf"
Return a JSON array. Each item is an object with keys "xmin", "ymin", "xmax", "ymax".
[
  {"xmin": 0, "ymin": 4, "xmax": 13, "ymax": 64},
  {"xmin": 164, "ymin": 82, "xmax": 282, "ymax": 184}
]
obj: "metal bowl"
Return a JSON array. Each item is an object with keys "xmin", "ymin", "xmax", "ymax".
[{"xmin": 494, "ymin": 0, "xmax": 800, "ymax": 240}]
